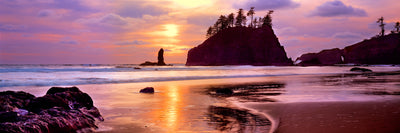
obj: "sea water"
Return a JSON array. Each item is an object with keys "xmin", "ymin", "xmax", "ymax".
[{"xmin": 1, "ymin": 64, "xmax": 399, "ymax": 88}]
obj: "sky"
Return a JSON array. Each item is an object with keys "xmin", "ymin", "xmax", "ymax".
[{"xmin": 0, "ymin": 0, "xmax": 399, "ymax": 64}]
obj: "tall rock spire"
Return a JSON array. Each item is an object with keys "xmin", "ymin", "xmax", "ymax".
[{"xmin": 157, "ymin": 48, "xmax": 166, "ymax": 65}]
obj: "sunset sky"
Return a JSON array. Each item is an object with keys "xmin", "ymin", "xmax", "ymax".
[{"xmin": 1, "ymin": 0, "xmax": 399, "ymax": 64}]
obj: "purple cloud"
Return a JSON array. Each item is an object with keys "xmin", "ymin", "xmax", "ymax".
[
  {"xmin": 235, "ymin": 0, "xmax": 300, "ymax": 10},
  {"xmin": 59, "ymin": 37, "xmax": 79, "ymax": 45},
  {"xmin": 117, "ymin": 2, "xmax": 169, "ymax": 18},
  {"xmin": 333, "ymin": 32, "xmax": 363, "ymax": 39},
  {"xmin": 0, "ymin": 24, "xmax": 27, "ymax": 32},
  {"xmin": 99, "ymin": 14, "xmax": 128, "ymax": 25},
  {"xmin": 309, "ymin": 1, "xmax": 367, "ymax": 17},
  {"xmin": 37, "ymin": 9, "xmax": 55, "ymax": 17},
  {"xmin": 51, "ymin": 0, "xmax": 96, "ymax": 12},
  {"xmin": 115, "ymin": 40, "xmax": 149, "ymax": 45},
  {"xmin": 77, "ymin": 13, "xmax": 128, "ymax": 26}
]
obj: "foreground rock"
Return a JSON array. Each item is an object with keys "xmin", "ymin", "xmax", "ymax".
[
  {"xmin": 0, "ymin": 86, "xmax": 103, "ymax": 132},
  {"xmin": 186, "ymin": 26, "xmax": 293, "ymax": 66},
  {"xmin": 350, "ymin": 67, "xmax": 372, "ymax": 72},
  {"xmin": 139, "ymin": 87, "xmax": 155, "ymax": 93},
  {"xmin": 296, "ymin": 33, "xmax": 400, "ymax": 65}
]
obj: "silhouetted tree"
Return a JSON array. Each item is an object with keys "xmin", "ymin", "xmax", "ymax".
[
  {"xmin": 395, "ymin": 22, "xmax": 400, "ymax": 33},
  {"xmin": 212, "ymin": 15, "xmax": 229, "ymax": 33},
  {"xmin": 218, "ymin": 15, "xmax": 229, "ymax": 30},
  {"xmin": 262, "ymin": 10, "xmax": 274, "ymax": 27},
  {"xmin": 253, "ymin": 17, "xmax": 259, "ymax": 28},
  {"xmin": 206, "ymin": 26, "xmax": 213, "ymax": 38},
  {"xmin": 247, "ymin": 7, "xmax": 255, "ymax": 28},
  {"xmin": 227, "ymin": 13, "xmax": 235, "ymax": 27},
  {"xmin": 242, "ymin": 15, "xmax": 247, "ymax": 26},
  {"xmin": 206, "ymin": 7, "xmax": 279, "ymax": 37},
  {"xmin": 258, "ymin": 17, "xmax": 263, "ymax": 27},
  {"xmin": 235, "ymin": 8, "xmax": 246, "ymax": 27},
  {"xmin": 377, "ymin": 16, "xmax": 385, "ymax": 37},
  {"xmin": 213, "ymin": 21, "xmax": 220, "ymax": 33}
]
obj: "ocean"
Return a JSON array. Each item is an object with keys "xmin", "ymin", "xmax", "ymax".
[
  {"xmin": 1, "ymin": 64, "xmax": 399, "ymax": 88},
  {"xmin": 1, "ymin": 64, "xmax": 400, "ymax": 132}
]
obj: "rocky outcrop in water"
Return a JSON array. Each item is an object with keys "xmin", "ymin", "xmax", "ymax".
[
  {"xmin": 295, "ymin": 33, "xmax": 400, "ymax": 65},
  {"xmin": 186, "ymin": 26, "xmax": 293, "ymax": 66},
  {"xmin": 140, "ymin": 48, "xmax": 169, "ymax": 66},
  {"xmin": 0, "ymin": 86, "xmax": 103, "ymax": 133},
  {"xmin": 295, "ymin": 48, "xmax": 343, "ymax": 66}
]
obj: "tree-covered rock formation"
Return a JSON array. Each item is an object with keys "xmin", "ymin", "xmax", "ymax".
[{"xmin": 186, "ymin": 26, "xmax": 292, "ymax": 66}]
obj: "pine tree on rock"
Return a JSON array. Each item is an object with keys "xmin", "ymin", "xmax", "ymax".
[
  {"xmin": 227, "ymin": 13, "xmax": 235, "ymax": 27},
  {"xmin": 377, "ymin": 17, "xmax": 385, "ymax": 37},
  {"xmin": 262, "ymin": 10, "xmax": 274, "ymax": 27},
  {"xmin": 395, "ymin": 22, "xmax": 400, "ymax": 33},
  {"xmin": 247, "ymin": 7, "xmax": 255, "ymax": 28},
  {"xmin": 235, "ymin": 8, "xmax": 245, "ymax": 27}
]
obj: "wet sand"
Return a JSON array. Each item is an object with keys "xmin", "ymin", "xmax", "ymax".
[
  {"xmin": 231, "ymin": 71, "xmax": 400, "ymax": 133},
  {"xmin": 71, "ymin": 77, "xmax": 283, "ymax": 132},
  {"xmin": 237, "ymin": 100, "xmax": 400, "ymax": 133}
]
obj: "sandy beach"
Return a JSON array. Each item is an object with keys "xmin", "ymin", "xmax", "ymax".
[
  {"xmin": 2, "ymin": 66, "xmax": 400, "ymax": 132},
  {"xmin": 237, "ymin": 100, "xmax": 400, "ymax": 133},
  {"xmin": 92, "ymin": 71, "xmax": 400, "ymax": 133}
]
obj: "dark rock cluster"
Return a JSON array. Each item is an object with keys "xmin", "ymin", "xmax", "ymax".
[
  {"xmin": 186, "ymin": 26, "xmax": 293, "ymax": 66},
  {"xmin": 0, "ymin": 86, "xmax": 103, "ymax": 133},
  {"xmin": 295, "ymin": 48, "xmax": 344, "ymax": 66},
  {"xmin": 296, "ymin": 33, "xmax": 400, "ymax": 66}
]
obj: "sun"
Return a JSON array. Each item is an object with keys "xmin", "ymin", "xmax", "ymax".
[{"xmin": 163, "ymin": 24, "xmax": 179, "ymax": 37}]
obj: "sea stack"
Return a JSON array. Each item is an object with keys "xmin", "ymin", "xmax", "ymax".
[
  {"xmin": 139, "ymin": 48, "xmax": 168, "ymax": 66},
  {"xmin": 186, "ymin": 26, "xmax": 293, "ymax": 66},
  {"xmin": 158, "ymin": 48, "xmax": 166, "ymax": 66}
]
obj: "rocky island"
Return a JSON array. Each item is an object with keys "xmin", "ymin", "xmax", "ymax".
[{"xmin": 186, "ymin": 9, "xmax": 292, "ymax": 66}]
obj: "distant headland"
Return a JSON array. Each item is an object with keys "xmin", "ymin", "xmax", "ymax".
[{"xmin": 296, "ymin": 17, "xmax": 400, "ymax": 66}]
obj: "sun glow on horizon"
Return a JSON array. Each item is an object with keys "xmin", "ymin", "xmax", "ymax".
[{"xmin": 163, "ymin": 24, "xmax": 179, "ymax": 37}]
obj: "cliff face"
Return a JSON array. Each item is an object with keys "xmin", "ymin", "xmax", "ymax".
[
  {"xmin": 343, "ymin": 33, "xmax": 400, "ymax": 64},
  {"xmin": 186, "ymin": 26, "xmax": 292, "ymax": 66},
  {"xmin": 296, "ymin": 33, "xmax": 400, "ymax": 65}
]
